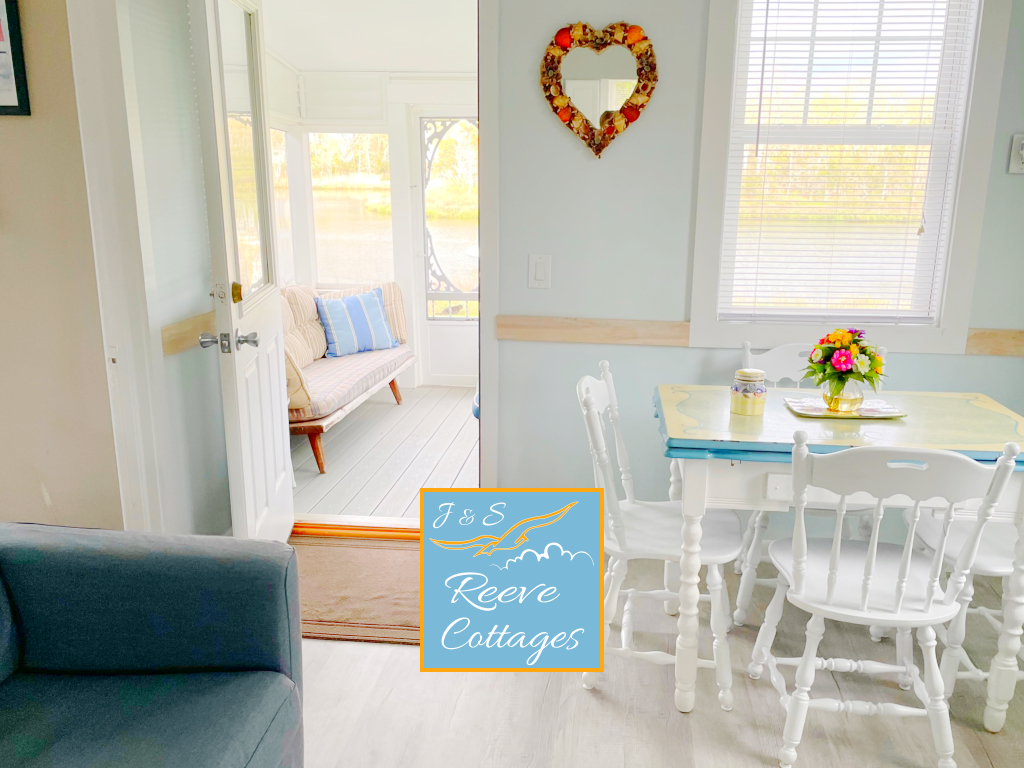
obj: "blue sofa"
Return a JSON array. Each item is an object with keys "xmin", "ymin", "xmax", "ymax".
[{"xmin": 0, "ymin": 523, "xmax": 303, "ymax": 767}]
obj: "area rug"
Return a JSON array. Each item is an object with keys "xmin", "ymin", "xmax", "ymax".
[{"xmin": 288, "ymin": 535, "xmax": 420, "ymax": 644}]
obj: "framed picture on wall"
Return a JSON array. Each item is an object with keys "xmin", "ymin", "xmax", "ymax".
[{"xmin": 0, "ymin": 0, "xmax": 30, "ymax": 116}]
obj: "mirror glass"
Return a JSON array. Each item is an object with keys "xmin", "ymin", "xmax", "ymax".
[
  {"xmin": 560, "ymin": 45, "xmax": 637, "ymax": 127},
  {"xmin": 218, "ymin": 0, "xmax": 268, "ymax": 298}
]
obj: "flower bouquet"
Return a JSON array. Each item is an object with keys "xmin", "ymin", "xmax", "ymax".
[{"xmin": 803, "ymin": 329, "xmax": 885, "ymax": 413}]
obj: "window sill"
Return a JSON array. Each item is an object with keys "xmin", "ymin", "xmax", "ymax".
[{"xmin": 689, "ymin": 318, "xmax": 964, "ymax": 355}]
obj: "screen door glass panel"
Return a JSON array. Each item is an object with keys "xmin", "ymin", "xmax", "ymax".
[
  {"xmin": 218, "ymin": 0, "xmax": 268, "ymax": 298},
  {"xmin": 422, "ymin": 118, "xmax": 479, "ymax": 320}
]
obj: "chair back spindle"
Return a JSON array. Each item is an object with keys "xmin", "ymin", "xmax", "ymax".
[
  {"xmin": 924, "ymin": 502, "xmax": 955, "ymax": 611},
  {"xmin": 581, "ymin": 394, "xmax": 628, "ymax": 551},
  {"xmin": 825, "ymin": 494, "xmax": 848, "ymax": 604},
  {"xmin": 599, "ymin": 361, "xmax": 635, "ymax": 502},
  {"xmin": 894, "ymin": 501, "xmax": 922, "ymax": 613},
  {"xmin": 791, "ymin": 433, "xmax": 811, "ymax": 595},
  {"xmin": 577, "ymin": 364, "xmax": 635, "ymax": 503},
  {"xmin": 860, "ymin": 499, "xmax": 885, "ymax": 611},
  {"xmin": 790, "ymin": 432, "xmax": 1019, "ymax": 617}
]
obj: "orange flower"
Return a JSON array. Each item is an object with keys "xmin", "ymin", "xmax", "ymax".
[
  {"xmin": 626, "ymin": 25, "xmax": 646, "ymax": 45},
  {"xmin": 557, "ymin": 106, "xmax": 572, "ymax": 122}
]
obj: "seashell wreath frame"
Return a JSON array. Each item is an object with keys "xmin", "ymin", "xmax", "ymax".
[{"xmin": 540, "ymin": 22, "xmax": 658, "ymax": 158}]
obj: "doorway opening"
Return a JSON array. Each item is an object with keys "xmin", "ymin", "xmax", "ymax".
[
  {"xmin": 263, "ymin": 2, "xmax": 481, "ymax": 527},
  {"xmin": 70, "ymin": 0, "xmax": 482, "ymax": 541}
]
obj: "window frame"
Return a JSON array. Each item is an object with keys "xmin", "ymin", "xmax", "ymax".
[{"xmin": 689, "ymin": 0, "xmax": 1012, "ymax": 354}]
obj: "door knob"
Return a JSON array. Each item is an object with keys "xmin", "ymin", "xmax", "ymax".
[
  {"xmin": 236, "ymin": 331, "xmax": 260, "ymax": 350},
  {"xmin": 198, "ymin": 333, "xmax": 218, "ymax": 348}
]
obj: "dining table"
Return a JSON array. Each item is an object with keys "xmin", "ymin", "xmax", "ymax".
[{"xmin": 653, "ymin": 385, "xmax": 1024, "ymax": 727}]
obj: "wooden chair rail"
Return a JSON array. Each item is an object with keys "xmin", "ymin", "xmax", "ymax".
[
  {"xmin": 161, "ymin": 311, "xmax": 216, "ymax": 356},
  {"xmin": 160, "ymin": 312, "xmax": 1024, "ymax": 357},
  {"xmin": 496, "ymin": 315, "xmax": 1024, "ymax": 357}
]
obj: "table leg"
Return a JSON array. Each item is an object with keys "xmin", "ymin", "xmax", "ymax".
[
  {"xmin": 669, "ymin": 458, "xmax": 682, "ymax": 501},
  {"xmin": 675, "ymin": 458, "xmax": 708, "ymax": 713},
  {"xmin": 985, "ymin": 519, "xmax": 1024, "ymax": 732}
]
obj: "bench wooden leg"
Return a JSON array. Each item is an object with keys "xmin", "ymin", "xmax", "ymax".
[
  {"xmin": 389, "ymin": 379, "xmax": 402, "ymax": 405},
  {"xmin": 308, "ymin": 433, "xmax": 326, "ymax": 474}
]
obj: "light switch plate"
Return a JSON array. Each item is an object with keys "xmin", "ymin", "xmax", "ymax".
[
  {"xmin": 1010, "ymin": 134, "xmax": 1024, "ymax": 174},
  {"xmin": 528, "ymin": 254, "xmax": 552, "ymax": 289}
]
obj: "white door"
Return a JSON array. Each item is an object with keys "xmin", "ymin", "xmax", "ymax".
[{"xmin": 196, "ymin": 0, "xmax": 293, "ymax": 541}]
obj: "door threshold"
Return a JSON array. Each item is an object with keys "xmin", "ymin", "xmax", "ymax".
[{"xmin": 292, "ymin": 514, "xmax": 419, "ymax": 541}]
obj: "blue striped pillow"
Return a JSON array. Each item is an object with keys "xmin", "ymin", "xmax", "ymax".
[{"xmin": 315, "ymin": 288, "xmax": 399, "ymax": 358}]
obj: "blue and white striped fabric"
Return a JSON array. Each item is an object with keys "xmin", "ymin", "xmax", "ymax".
[{"xmin": 315, "ymin": 288, "xmax": 399, "ymax": 358}]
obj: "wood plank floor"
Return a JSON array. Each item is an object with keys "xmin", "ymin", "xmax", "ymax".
[
  {"xmin": 291, "ymin": 386, "xmax": 479, "ymax": 519},
  {"xmin": 300, "ymin": 563, "xmax": 1022, "ymax": 768}
]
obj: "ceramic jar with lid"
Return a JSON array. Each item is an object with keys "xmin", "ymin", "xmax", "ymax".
[{"xmin": 731, "ymin": 368, "xmax": 767, "ymax": 416}]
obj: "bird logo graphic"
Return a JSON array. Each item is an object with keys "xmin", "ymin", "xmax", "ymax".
[{"xmin": 429, "ymin": 502, "xmax": 577, "ymax": 557}]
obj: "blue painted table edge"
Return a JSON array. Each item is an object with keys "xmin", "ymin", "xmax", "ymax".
[{"xmin": 653, "ymin": 388, "xmax": 1024, "ymax": 471}]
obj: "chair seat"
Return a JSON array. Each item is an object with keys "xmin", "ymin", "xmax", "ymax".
[
  {"xmin": 769, "ymin": 538, "xmax": 960, "ymax": 627},
  {"xmin": 608, "ymin": 500, "xmax": 743, "ymax": 564},
  {"xmin": 914, "ymin": 514, "xmax": 1018, "ymax": 577},
  {"xmin": 0, "ymin": 671, "xmax": 301, "ymax": 768}
]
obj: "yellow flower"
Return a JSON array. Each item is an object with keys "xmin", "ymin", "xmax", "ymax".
[
  {"xmin": 828, "ymin": 329, "xmax": 853, "ymax": 347},
  {"xmin": 850, "ymin": 344, "xmax": 859, "ymax": 356},
  {"xmin": 874, "ymin": 366, "xmax": 883, "ymax": 374}
]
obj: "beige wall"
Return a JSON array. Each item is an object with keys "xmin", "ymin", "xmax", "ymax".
[{"xmin": 0, "ymin": 0, "xmax": 122, "ymax": 529}]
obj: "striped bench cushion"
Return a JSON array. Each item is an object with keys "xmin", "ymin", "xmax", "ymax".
[{"xmin": 288, "ymin": 344, "xmax": 414, "ymax": 422}]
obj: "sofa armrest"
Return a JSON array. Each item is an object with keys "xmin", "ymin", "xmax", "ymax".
[{"xmin": 0, "ymin": 524, "xmax": 301, "ymax": 695}]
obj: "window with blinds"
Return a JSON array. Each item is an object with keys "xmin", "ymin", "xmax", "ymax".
[{"xmin": 718, "ymin": 0, "xmax": 981, "ymax": 324}]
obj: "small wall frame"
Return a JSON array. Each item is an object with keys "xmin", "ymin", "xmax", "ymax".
[{"xmin": 0, "ymin": 0, "xmax": 30, "ymax": 116}]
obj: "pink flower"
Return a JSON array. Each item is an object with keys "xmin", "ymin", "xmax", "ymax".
[{"xmin": 830, "ymin": 349, "xmax": 853, "ymax": 372}]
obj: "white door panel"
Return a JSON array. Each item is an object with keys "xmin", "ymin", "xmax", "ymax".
[{"xmin": 195, "ymin": 0, "xmax": 293, "ymax": 541}]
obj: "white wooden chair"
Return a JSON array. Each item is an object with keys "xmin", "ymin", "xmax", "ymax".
[
  {"xmin": 576, "ymin": 367, "xmax": 745, "ymax": 710},
  {"xmin": 748, "ymin": 432, "xmax": 1018, "ymax": 768},
  {"xmin": 910, "ymin": 513, "xmax": 1024, "ymax": 733},
  {"xmin": 732, "ymin": 341, "xmax": 887, "ymax": 627}
]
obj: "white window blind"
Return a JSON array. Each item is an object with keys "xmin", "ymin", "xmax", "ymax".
[{"xmin": 718, "ymin": 0, "xmax": 981, "ymax": 324}]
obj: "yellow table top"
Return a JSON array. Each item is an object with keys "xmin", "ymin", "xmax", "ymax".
[{"xmin": 655, "ymin": 386, "xmax": 1024, "ymax": 462}]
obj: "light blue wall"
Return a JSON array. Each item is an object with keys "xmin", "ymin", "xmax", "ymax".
[
  {"xmin": 971, "ymin": 0, "xmax": 1024, "ymax": 330},
  {"xmin": 496, "ymin": 0, "xmax": 1024, "ymax": 493}
]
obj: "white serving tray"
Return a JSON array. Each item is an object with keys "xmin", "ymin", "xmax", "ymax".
[{"xmin": 784, "ymin": 397, "xmax": 907, "ymax": 420}]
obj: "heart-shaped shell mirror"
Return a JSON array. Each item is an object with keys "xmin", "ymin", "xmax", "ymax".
[{"xmin": 540, "ymin": 22, "xmax": 657, "ymax": 157}]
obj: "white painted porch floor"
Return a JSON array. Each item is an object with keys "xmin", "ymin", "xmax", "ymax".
[{"xmin": 290, "ymin": 386, "xmax": 479, "ymax": 519}]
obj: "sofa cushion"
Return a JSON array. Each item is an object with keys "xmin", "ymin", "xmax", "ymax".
[
  {"xmin": 315, "ymin": 288, "xmax": 399, "ymax": 358},
  {"xmin": 281, "ymin": 285, "xmax": 327, "ymax": 368},
  {"xmin": 0, "ymin": 671, "xmax": 301, "ymax": 768},
  {"xmin": 0, "ymin": 574, "xmax": 17, "ymax": 685},
  {"xmin": 321, "ymin": 281, "xmax": 408, "ymax": 345},
  {"xmin": 288, "ymin": 344, "xmax": 414, "ymax": 422}
]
